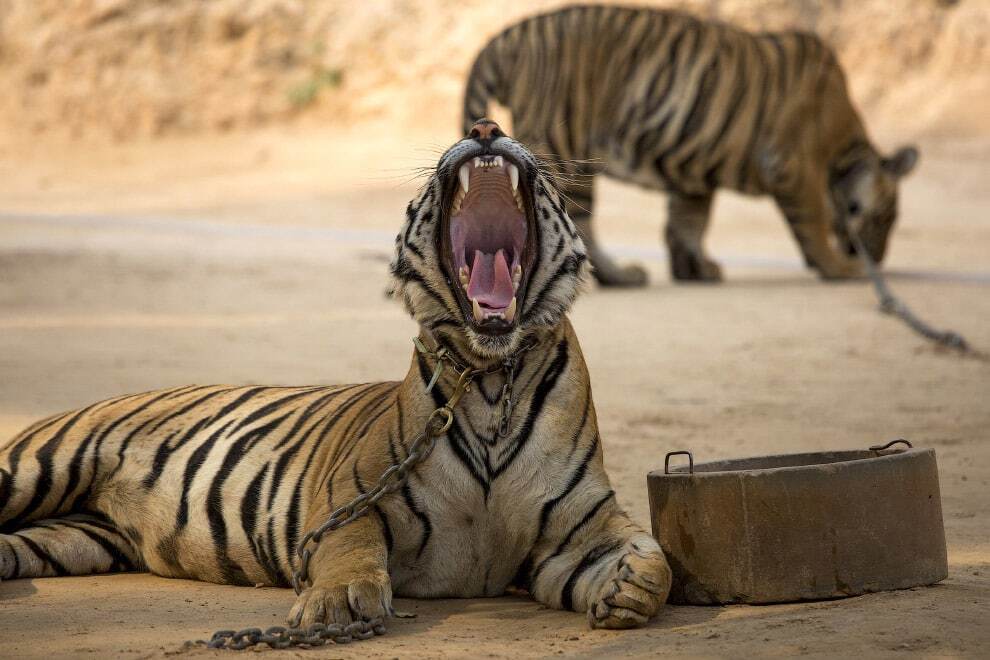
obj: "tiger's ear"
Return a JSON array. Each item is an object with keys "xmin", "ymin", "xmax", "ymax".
[{"xmin": 881, "ymin": 146, "xmax": 919, "ymax": 179}]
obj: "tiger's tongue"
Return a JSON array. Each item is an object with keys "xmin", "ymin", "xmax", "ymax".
[{"xmin": 467, "ymin": 248, "xmax": 514, "ymax": 309}]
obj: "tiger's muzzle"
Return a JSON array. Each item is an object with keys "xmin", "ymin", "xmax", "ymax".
[
  {"xmin": 837, "ymin": 213, "xmax": 894, "ymax": 263},
  {"xmin": 442, "ymin": 122, "xmax": 536, "ymax": 336}
]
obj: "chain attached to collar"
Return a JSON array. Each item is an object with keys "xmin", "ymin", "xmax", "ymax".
[
  {"xmin": 497, "ymin": 357, "xmax": 517, "ymax": 438},
  {"xmin": 414, "ymin": 334, "xmax": 537, "ymax": 438}
]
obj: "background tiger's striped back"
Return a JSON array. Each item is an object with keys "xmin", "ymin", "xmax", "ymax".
[
  {"xmin": 464, "ymin": 4, "xmax": 858, "ymax": 198},
  {"xmin": 461, "ymin": 4, "xmax": 919, "ymax": 286}
]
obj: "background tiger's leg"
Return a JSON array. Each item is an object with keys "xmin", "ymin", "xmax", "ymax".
[
  {"xmin": 0, "ymin": 512, "xmax": 142, "ymax": 580},
  {"xmin": 775, "ymin": 185, "xmax": 865, "ymax": 279},
  {"xmin": 665, "ymin": 192, "xmax": 722, "ymax": 282},
  {"xmin": 527, "ymin": 503, "xmax": 671, "ymax": 629},
  {"xmin": 565, "ymin": 174, "xmax": 648, "ymax": 288}
]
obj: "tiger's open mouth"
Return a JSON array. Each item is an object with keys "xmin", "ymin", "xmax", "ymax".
[{"xmin": 445, "ymin": 153, "xmax": 533, "ymax": 334}]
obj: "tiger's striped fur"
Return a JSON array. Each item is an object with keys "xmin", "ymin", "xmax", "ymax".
[
  {"xmin": 464, "ymin": 4, "xmax": 918, "ymax": 285},
  {"xmin": 0, "ymin": 127, "xmax": 671, "ymax": 630}
]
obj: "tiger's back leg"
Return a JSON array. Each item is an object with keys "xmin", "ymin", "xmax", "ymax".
[
  {"xmin": 0, "ymin": 399, "xmax": 147, "ymax": 580},
  {"xmin": 0, "ymin": 386, "xmax": 218, "ymax": 580},
  {"xmin": 0, "ymin": 512, "xmax": 143, "ymax": 579},
  {"xmin": 665, "ymin": 191, "xmax": 722, "ymax": 282},
  {"xmin": 0, "ymin": 405, "xmax": 110, "ymax": 529},
  {"xmin": 0, "ymin": 386, "xmax": 210, "ymax": 532},
  {"xmin": 563, "ymin": 169, "xmax": 648, "ymax": 288}
]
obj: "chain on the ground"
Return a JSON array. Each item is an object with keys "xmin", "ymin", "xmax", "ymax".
[
  {"xmin": 199, "ymin": 619, "xmax": 386, "ymax": 650},
  {"xmin": 849, "ymin": 227, "xmax": 973, "ymax": 354}
]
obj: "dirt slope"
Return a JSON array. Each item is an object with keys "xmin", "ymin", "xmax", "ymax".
[{"xmin": 0, "ymin": 0, "xmax": 987, "ymax": 142}]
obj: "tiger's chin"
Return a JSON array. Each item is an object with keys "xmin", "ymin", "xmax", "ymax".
[
  {"xmin": 443, "ymin": 152, "xmax": 536, "ymax": 355},
  {"xmin": 463, "ymin": 325, "xmax": 529, "ymax": 360}
]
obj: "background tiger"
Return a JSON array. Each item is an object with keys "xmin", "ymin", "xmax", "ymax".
[
  {"xmin": 463, "ymin": 4, "xmax": 919, "ymax": 286},
  {"xmin": 0, "ymin": 121, "xmax": 671, "ymax": 631}
]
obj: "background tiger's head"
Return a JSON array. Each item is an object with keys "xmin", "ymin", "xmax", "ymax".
[
  {"xmin": 831, "ymin": 145, "xmax": 919, "ymax": 263},
  {"xmin": 389, "ymin": 120, "xmax": 589, "ymax": 359}
]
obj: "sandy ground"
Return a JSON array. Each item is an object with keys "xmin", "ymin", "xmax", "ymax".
[{"xmin": 0, "ymin": 126, "xmax": 988, "ymax": 657}]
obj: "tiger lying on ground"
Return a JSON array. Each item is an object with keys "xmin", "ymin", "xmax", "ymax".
[
  {"xmin": 464, "ymin": 4, "xmax": 919, "ymax": 286},
  {"xmin": 0, "ymin": 120, "xmax": 671, "ymax": 631}
]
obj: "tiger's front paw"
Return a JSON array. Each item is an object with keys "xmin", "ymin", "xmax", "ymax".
[
  {"xmin": 588, "ymin": 543, "xmax": 672, "ymax": 630},
  {"xmin": 288, "ymin": 569, "xmax": 392, "ymax": 629}
]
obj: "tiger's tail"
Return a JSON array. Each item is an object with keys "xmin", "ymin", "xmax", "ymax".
[{"xmin": 462, "ymin": 37, "xmax": 506, "ymax": 134}]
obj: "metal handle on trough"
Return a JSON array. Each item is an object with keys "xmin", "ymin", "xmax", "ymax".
[
  {"xmin": 665, "ymin": 450, "xmax": 694, "ymax": 474},
  {"xmin": 869, "ymin": 439, "xmax": 913, "ymax": 452}
]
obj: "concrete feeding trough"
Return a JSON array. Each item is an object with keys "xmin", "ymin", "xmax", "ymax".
[{"xmin": 647, "ymin": 440, "xmax": 948, "ymax": 605}]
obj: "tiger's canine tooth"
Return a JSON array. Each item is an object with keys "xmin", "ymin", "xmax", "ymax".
[
  {"xmin": 458, "ymin": 163, "xmax": 471, "ymax": 193},
  {"xmin": 505, "ymin": 296, "xmax": 517, "ymax": 323},
  {"xmin": 459, "ymin": 266, "xmax": 470, "ymax": 286},
  {"xmin": 472, "ymin": 298, "xmax": 484, "ymax": 323},
  {"xmin": 512, "ymin": 188, "xmax": 523, "ymax": 212},
  {"xmin": 507, "ymin": 163, "xmax": 519, "ymax": 191}
]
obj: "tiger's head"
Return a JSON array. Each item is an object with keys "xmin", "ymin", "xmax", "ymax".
[
  {"xmin": 389, "ymin": 120, "xmax": 589, "ymax": 359},
  {"xmin": 831, "ymin": 145, "xmax": 919, "ymax": 263}
]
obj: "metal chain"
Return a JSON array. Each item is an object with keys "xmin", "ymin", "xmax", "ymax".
[
  {"xmin": 291, "ymin": 365, "xmax": 475, "ymax": 596},
  {"xmin": 200, "ymin": 619, "xmax": 385, "ymax": 650},
  {"xmin": 847, "ymin": 226, "xmax": 972, "ymax": 353},
  {"xmin": 418, "ymin": 335, "xmax": 534, "ymax": 439},
  {"xmin": 497, "ymin": 357, "xmax": 517, "ymax": 438},
  {"xmin": 197, "ymin": 336, "xmax": 535, "ymax": 650}
]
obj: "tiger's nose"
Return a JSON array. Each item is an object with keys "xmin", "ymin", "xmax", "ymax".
[{"xmin": 469, "ymin": 118, "xmax": 504, "ymax": 141}]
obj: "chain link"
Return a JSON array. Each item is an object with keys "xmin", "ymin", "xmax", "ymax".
[
  {"xmin": 199, "ymin": 377, "xmax": 465, "ymax": 651},
  {"xmin": 201, "ymin": 619, "xmax": 387, "ymax": 650},
  {"xmin": 497, "ymin": 357, "xmax": 516, "ymax": 438},
  {"xmin": 291, "ymin": 400, "xmax": 459, "ymax": 595},
  {"xmin": 196, "ymin": 336, "xmax": 536, "ymax": 650}
]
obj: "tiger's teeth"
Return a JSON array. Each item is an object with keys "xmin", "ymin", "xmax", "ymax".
[
  {"xmin": 512, "ymin": 264, "xmax": 522, "ymax": 288},
  {"xmin": 458, "ymin": 163, "xmax": 470, "ymax": 193},
  {"xmin": 472, "ymin": 298, "xmax": 484, "ymax": 323},
  {"xmin": 473, "ymin": 157, "xmax": 481, "ymax": 168},
  {"xmin": 459, "ymin": 266, "xmax": 469, "ymax": 286},
  {"xmin": 507, "ymin": 163, "xmax": 519, "ymax": 191},
  {"xmin": 512, "ymin": 188, "xmax": 523, "ymax": 211},
  {"xmin": 495, "ymin": 155, "xmax": 504, "ymax": 168},
  {"xmin": 504, "ymin": 296, "xmax": 517, "ymax": 323}
]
